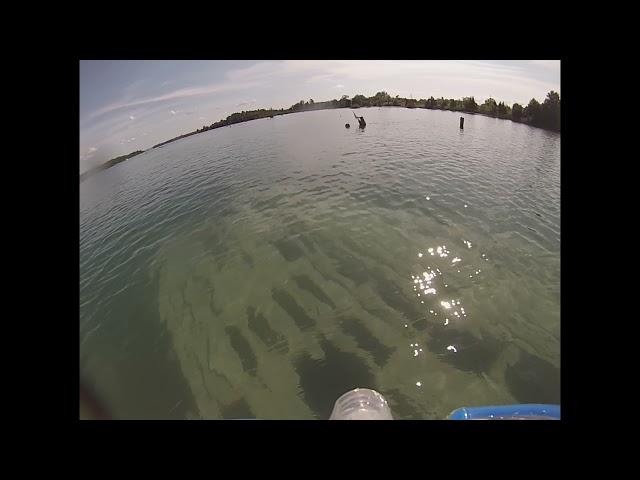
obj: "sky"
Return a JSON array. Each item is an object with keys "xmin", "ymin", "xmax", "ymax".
[{"xmin": 79, "ymin": 60, "xmax": 560, "ymax": 172}]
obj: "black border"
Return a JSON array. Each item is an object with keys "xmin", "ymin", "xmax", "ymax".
[{"xmin": 37, "ymin": 26, "xmax": 582, "ymax": 452}]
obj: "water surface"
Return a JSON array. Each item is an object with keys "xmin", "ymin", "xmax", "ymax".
[{"xmin": 80, "ymin": 107, "xmax": 560, "ymax": 419}]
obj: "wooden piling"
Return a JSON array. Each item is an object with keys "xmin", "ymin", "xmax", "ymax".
[{"xmin": 460, "ymin": 117, "xmax": 464, "ymax": 129}]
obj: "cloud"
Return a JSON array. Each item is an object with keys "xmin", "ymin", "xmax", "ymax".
[
  {"xmin": 306, "ymin": 73, "xmax": 336, "ymax": 84},
  {"xmin": 79, "ymin": 146, "xmax": 99, "ymax": 161},
  {"xmin": 226, "ymin": 61, "xmax": 280, "ymax": 81},
  {"xmin": 87, "ymin": 79, "xmax": 263, "ymax": 121},
  {"xmin": 335, "ymin": 84, "xmax": 345, "ymax": 88},
  {"xmin": 199, "ymin": 116, "xmax": 206, "ymax": 120},
  {"xmin": 170, "ymin": 110, "xmax": 176, "ymax": 115},
  {"xmin": 129, "ymin": 115, "xmax": 135, "ymax": 120}
]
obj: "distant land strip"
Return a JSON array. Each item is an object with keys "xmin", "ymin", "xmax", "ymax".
[{"xmin": 80, "ymin": 91, "xmax": 560, "ymax": 181}]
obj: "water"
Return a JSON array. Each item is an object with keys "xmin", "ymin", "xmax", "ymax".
[{"xmin": 80, "ymin": 107, "xmax": 560, "ymax": 419}]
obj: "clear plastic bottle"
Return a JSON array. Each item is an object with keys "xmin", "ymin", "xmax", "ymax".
[{"xmin": 329, "ymin": 388, "xmax": 394, "ymax": 420}]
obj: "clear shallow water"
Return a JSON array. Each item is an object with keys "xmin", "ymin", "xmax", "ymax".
[{"xmin": 80, "ymin": 107, "xmax": 560, "ymax": 419}]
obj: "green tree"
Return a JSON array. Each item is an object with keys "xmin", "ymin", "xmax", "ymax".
[
  {"xmin": 545, "ymin": 91, "xmax": 560, "ymax": 105},
  {"xmin": 372, "ymin": 91, "xmax": 391, "ymax": 106},
  {"xmin": 425, "ymin": 96, "xmax": 436, "ymax": 109},
  {"xmin": 394, "ymin": 95, "xmax": 406, "ymax": 107},
  {"xmin": 497, "ymin": 101, "xmax": 508, "ymax": 117},
  {"xmin": 540, "ymin": 91, "xmax": 560, "ymax": 131},
  {"xmin": 524, "ymin": 98, "xmax": 541, "ymax": 124},
  {"xmin": 463, "ymin": 96, "xmax": 478, "ymax": 112},
  {"xmin": 480, "ymin": 97, "xmax": 497, "ymax": 115},
  {"xmin": 352, "ymin": 94, "xmax": 367, "ymax": 107},
  {"xmin": 512, "ymin": 103, "xmax": 523, "ymax": 121},
  {"xmin": 339, "ymin": 95, "xmax": 351, "ymax": 108}
]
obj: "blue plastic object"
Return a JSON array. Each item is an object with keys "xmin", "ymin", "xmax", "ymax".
[{"xmin": 447, "ymin": 404, "xmax": 560, "ymax": 420}]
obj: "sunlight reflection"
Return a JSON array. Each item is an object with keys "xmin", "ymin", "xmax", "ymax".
[{"xmin": 411, "ymin": 242, "xmax": 477, "ymax": 336}]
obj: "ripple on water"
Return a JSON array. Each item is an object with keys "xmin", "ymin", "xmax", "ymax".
[{"xmin": 81, "ymin": 107, "xmax": 559, "ymax": 418}]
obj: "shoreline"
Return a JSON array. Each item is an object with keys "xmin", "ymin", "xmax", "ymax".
[
  {"xmin": 152, "ymin": 104, "xmax": 559, "ymax": 150},
  {"xmin": 81, "ymin": 96, "xmax": 560, "ymax": 180}
]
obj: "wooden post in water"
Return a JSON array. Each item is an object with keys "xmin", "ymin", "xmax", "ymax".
[{"xmin": 459, "ymin": 117, "xmax": 464, "ymax": 129}]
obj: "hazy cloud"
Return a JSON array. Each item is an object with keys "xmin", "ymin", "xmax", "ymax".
[
  {"xmin": 87, "ymin": 79, "xmax": 262, "ymax": 121},
  {"xmin": 79, "ymin": 146, "xmax": 99, "ymax": 161},
  {"xmin": 129, "ymin": 115, "xmax": 135, "ymax": 120}
]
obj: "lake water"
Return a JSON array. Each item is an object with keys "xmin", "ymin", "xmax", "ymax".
[{"xmin": 80, "ymin": 107, "xmax": 560, "ymax": 419}]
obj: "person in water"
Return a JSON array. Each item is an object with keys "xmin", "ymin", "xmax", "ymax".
[{"xmin": 353, "ymin": 112, "xmax": 366, "ymax": 128}]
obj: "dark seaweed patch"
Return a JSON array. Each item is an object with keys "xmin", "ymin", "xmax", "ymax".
[
  {"xmin": 293, "ymin": 336, "xmax": 376, "ymax": 419},
  {"xmin": 299, "ymin": 234, "xmax": 317, "ymax": 253},
  {"xmin": 505, "ymin": 349, "xmax": 560, "ymax": 404},
  {"xmin": 225, "ymin": 326, "xmax": 258, "ymax": 376},
  {"xmin": 340, "ymin": 316, "xmax": 395, "ymax": 367},
  {"xmin": 384, "ymin": 388, "xmax": 424, "ymax": 420},
  {"xmin": 321, "ymin": 243, "xmax": 370, "ymax": 285},
  {"xmin": 271, "ymin": 288, "xmax": 316, "ymax": 330},
  {"xmin": 293, "ymin": 274, "xmax": 336, "ymax": 309},
  {"xmin": 247, "ymin": 306, "xmax": 287, "ymax": 352},
  {"xmin": 208, "ymin": 288, "xmax": 222, "ymax": 316},
  {"xmin": 273, "ymin": 238, "xmax": 304, "ymax": 262},
  {"xmin": 370, "ymin": 268, "xmax": 422, "ymax": 322},
  {"xmin": 425, "ymin": 326, "xmax": 503, "ymax": 375}
]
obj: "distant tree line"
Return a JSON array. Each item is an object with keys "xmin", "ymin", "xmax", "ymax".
[
  {"xmin": 151, "ymin": 90, "xmax": 559, "ymax": 150},
  {"xmin": 84, "ymin": 89, "xmax": 560, "ymax": 181},
  {"xmin": 78, "ymin": 90, "xmax": 558, "ymax": 181},
  {"xmin": 80, "ymin": 150, "xmax": 144, "ymax": 182},
  {"xmin": 340, "ymin": 90, "xmax": 560, "ymax": 131}
]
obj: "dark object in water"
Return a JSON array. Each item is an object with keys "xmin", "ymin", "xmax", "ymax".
[
  {"xmin": 504, "ymin": 349, "xmax": 560, "ymax": 404},
  {"xmin": 460, "ymin": 117, "xmax": 464, "ymax": 129},
  {"xmin": 345, "ymin": 123, "xmax": 350, "ymax": 128}
]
